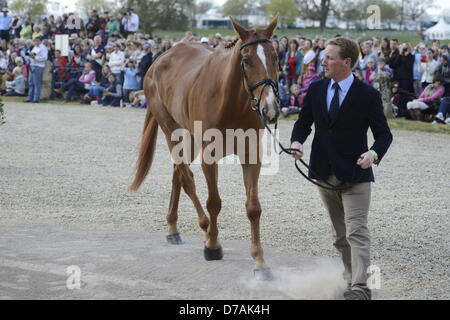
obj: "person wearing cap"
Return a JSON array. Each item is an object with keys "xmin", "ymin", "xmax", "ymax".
[
  {"xmin": 25, "ymin": 36, "xmax": 48, "ymax": 103},
  {"xmin": 200, "ymin": 37, "xmax": 209, "ymax": 45},
  {"xmin": 138, "ymin": 42, "xmax": 153, "ymax": 89},
  {"xmin": 0, "ymin": 8, "xmax": 12, "ymax": 42}
]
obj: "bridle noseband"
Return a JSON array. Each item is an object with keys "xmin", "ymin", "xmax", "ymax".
[
  {"xmin": 238, "ymin": 38, "xmax": 356, "ymax": 191},
  {"xmin": 239, "ymin": 39, "xmax": 280, "ymax": 116}
]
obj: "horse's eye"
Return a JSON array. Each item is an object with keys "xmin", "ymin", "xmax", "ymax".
[{"xmin": 243, "ymin": 58, "xmax": 249, "ymax": 66}]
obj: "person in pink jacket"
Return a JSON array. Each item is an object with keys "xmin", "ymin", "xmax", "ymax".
[
  {"xmin": 60, "ymin": 62, "xmax": 96, "ymax": 102},
  {"xmin": 406, "ymin": 75, "xmax": 444, "ymax": 121}
]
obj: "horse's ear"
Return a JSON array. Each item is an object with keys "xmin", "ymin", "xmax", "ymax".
[
  {"xmin": 230, "ymin": 16, "xmax": 248, "ymax": 41},
  {"xmin": 264, "ymin": 14, "xmax": 279, "ymax": 38}
]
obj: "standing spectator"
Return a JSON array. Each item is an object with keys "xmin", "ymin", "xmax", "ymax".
[
  {"xmin": 370, "ymin": 57, "xmax": 393, "ymax": 117},
  {"xmin": 283, "ymin": 39, "xmax": 303, "ymax": 89},
  {"xmin": 108, "ymin": 43, "xmax": 125, "ymax": 83},
  {"xmin": 124, "ymin": 8, "xmax": 139, "ymax": 37},
  {"xmin": 19, "ymin": 19, "xmax": 33, "ymax": 39},
  {"xmin": 302, "ymin": 39, "xmax": 316, "ymax": 74},
  {"xmin": 0, "ymin": 8, "xmax": 12, "ymax": 42},
  {"xmin": 106, "ymin": 13, "xmax": 120, "ymax": 37},
  {"xmin": 10, "ymin": 15, "xmax": 23, "ymax": 39},
  {"xmin": 380, "ymin": 37, "xmax": 390, "ymax": 59},
  {"xmin": 87, "ymin": 35, "xmax": 105, "ymax": 81},
  {"xmin": 386, "ymin": 39, "xmax": 399, "ymax": 71},
  {"xmin": 391, "ymin": 42, "xmax": 414, "ymax": 94},
  {"xmin": 86, "ymin": 10, "xmax": 101, "ymax": 39},
  {"xmin": 122, "ymin": 60, "xmax": 139, "ymax": 103},
  {"xmin": 53, "ymin": 49, "xmax": 69, "ymax": 90},
  {"xmin": 359, "ymin": 41, "xmax": 377, "ymax": 70},
  {"xmin": 419, "ymin": 48, "xmax": 439, "ymax": 88},
  {"xmin": 412, "ymin": 44, "xmax": 426, "ymax": 96},
  {"xmin": 32, "ymin": 25, "xmax": 43, "ymax": 39},
  {"xmin": 138, "ymin": 42, "xmax": 153, "ymax": 89},
  {"xmin": 25, "ymin": 36, "xmax": 48, "ymax": 103}
]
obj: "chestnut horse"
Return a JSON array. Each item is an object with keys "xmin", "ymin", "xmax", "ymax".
[{"xmin": 130, "ymin": 17, "xmax": 280, "ymax": 279}]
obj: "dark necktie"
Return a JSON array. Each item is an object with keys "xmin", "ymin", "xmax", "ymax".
[{"xmin": 329, "ymin": 82, "xmax": 340, "ymax": 122}]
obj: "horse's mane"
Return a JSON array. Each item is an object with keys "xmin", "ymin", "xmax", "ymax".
[{"xmin": 224, "ymin": 38, "xmax": 239, "ymax": 50}]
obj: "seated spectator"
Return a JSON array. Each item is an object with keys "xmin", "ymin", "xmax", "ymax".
[
  {"xmin": 3, "ymin": 67, "xmax": 26, "ymax": 96},
  {"xmin": 297, "ymin": 63, "xmax": 320, "ymax": 106},
  {"xmin": 59, "ymin": 62, "xmax": 96, "ymax": 102},
  {"xmin": 281, "ymin": 83, "xmax": 302, "ymax": 117},
  {"xmin": 83, "ymin": 65, "xmax": 111, "ymax": 103},
  {"xmin": 433, "ymin": 55, "xmax": 450, "ymax": 124},
  {"xmin": 53, "ymin": 49, "xmax": 69, "ymax": 88},
  {"xmin": 278, "ymin": 78, "xmax": 290, "ymax": 110},
  {"xmin": 123, "ymin": 61, "xmax": 139, "ymax": 103},
  {"xmin": 100, "ymin": 73, "xmax": 122, "ymax": 107},
  {"xmin": 391, "ymin": 81, "xmax": 416, "ymax": 118},
  {"xmin": 407, "ymin": 75, "xmax": 444, "ymax": 121},
  {"xmin": 126, "ymin": 89, "xmax": 146, "ymax": 108}
]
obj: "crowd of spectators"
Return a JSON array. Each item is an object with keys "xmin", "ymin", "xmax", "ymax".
[{"xmin": 0, "ymin": 6, "xmax": 449, "ymax": 124}]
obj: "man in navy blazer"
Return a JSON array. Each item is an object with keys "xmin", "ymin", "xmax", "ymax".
[{"xmin": 290, "ymin": 37, "xmax": 393, "ymax": 300}]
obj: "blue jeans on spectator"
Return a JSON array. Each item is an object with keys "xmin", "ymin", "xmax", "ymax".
[
  {"xmin": 437, "ymin": 97, "xmax": 450, "ymax": 117},
  {"xmin": 28, "ymin": 66, "xmax": 44, "ymax": 102},
  {"xmin": 88, "ymin": 86, "xmax": 105, "ymax": 98},
  {"xmin": 61, "ymin": 79, "xmax": 85, "ymax": 101}
]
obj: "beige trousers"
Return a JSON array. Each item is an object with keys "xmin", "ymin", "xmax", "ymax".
[{"xmin": 318, "ymin": 175, "xmax": 371, "ymax": 293}]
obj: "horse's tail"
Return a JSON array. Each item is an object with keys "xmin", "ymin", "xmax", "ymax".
[{"xmin": 129, "ymin": 109, "xmax": 159, "ymax": 191}]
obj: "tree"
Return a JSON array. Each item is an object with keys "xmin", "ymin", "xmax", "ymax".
[
  {"xmin": 76, "ymin": 0, "xmax": 114, "ymax": 14},
  {"xmin": 265, "ymin": 0, "xmax": 297, "ymax": 26},
  {"xmin": 9, "ymin": 0, "xmax": 48, "ymax": 21},
  {"xmin": 196, "ymin": 0, "xmax": 214, "ymax": 15},
  {"xmin": 404, "ymin": 0, "xmax": 434, "ymax": 22},
  {"xmin": 296, "ymin": 0, "xmax": 332, "ymax": 31},
  {"xmin": 126, "ymin": 0, "xmax": 193, "ymax": 32},
  {"xmin": 222, "ymin": 0, "xmax": 250, "ymax": 19}
]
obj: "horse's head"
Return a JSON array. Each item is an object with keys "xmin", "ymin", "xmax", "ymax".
[{"xmin": 231, "ymin": 16, "xmax": 280, "ymax": 124}]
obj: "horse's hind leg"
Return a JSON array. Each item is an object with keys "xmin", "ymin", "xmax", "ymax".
[
  {"xmin": 165, "ymin": 164, "xmax": 183, "ymax": 244},
  {"xmin": 164, "ymin": 135, "xmax": 210, "ymax": 244}
]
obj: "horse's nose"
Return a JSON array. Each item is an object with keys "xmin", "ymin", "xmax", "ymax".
[{"xmin": 267, "ymin": 109, "xmax": 276, "ymax": 121}]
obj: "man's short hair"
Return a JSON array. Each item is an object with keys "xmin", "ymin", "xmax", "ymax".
[{"xmin": 326, "ymin": 37, "xmax": 360, "ymax": 69}]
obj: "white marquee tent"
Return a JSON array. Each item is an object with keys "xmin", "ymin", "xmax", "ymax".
[{"xmin": 424, "ymin": 18, "xmax": 450, "ymax": 40}]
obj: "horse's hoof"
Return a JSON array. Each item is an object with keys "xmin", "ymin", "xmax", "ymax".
[
  {"xmin": 254, "ymin": 267, "xmax": 274, "ymax": 281},
  {"xmin": 166, "ymin": 233, "xmax": 183, "ymax": 244},
  {"xmin": 203, "ymin": 245, "xmax": 223, "ymax": 261}
]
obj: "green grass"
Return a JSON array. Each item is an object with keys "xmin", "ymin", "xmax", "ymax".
[
  {"xmin": 154, "ymin": 28, "xmax": 421, "ymax": 45},
  {"xmin": 280, "ymin": 114, "xmax": 450, "ymax": 134},
  {"xmin": 5, "ymin": 96, "xmax": 448, "ymax": 134}
]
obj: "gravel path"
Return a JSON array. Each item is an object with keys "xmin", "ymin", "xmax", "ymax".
[{"xmin": 1, "ymin": 102, "xmax": 449, "ymax": 299}]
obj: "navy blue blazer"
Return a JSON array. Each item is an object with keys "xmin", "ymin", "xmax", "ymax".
[{"xmin": 290, "ymin": 77, "xmax": 393, "ymax": 183}]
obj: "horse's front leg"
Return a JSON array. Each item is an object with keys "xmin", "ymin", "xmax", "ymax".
[{"xmin": 241, "ymin": 162, "xmax": 273, "ymax": 280}]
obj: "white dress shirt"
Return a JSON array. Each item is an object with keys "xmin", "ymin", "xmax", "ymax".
[{"xmin": 326, "ymin": 73, "xmax": 354, "ymax": 111}]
